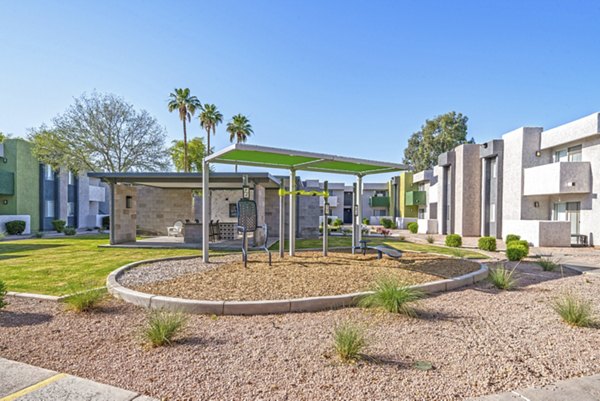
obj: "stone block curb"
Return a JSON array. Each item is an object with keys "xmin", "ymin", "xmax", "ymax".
[{"xmin": 108, "ymin": 256, "xmax": 489, "ymax": 315}]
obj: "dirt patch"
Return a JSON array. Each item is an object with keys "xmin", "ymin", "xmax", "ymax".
[{"xmin": 129, "ymin": 250, "xmax": 480, "ymax": 300}]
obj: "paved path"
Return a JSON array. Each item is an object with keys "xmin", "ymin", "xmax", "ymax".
[
  {"xmin": 0, "ymin": 358, "xmax": 157, "ymax": 401},
  {"xmin": 469, "ymin": 374, "xmax": 600, "ymax": 400}
]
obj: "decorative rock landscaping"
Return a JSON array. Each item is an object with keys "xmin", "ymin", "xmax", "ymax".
[{"xmin": 108, "ymin": 251, "xmax": 488, "ymax": 315}]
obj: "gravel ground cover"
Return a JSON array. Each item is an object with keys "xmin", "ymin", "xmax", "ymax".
[
  {"xmin": 1, "ymin": 263, "xmax": 596, "ymax": 401},
  {"xmin": 125, "ymin": 251, "xmax": 480, "ymax": 301}
]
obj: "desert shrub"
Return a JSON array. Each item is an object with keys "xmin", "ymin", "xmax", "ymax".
[
  {"xmin": 362, "ymin": 218, "xmax": 370, "ymax": 225},
  {"xmin": 426, "ymin": 235, "xmax": 435, "ymax": 244},
  {"xmin": 143, "ymin": 309, "xmax": 188, "ymax": 347},
  {"xmin": 5, "ymin": 220, "xmax": 26, "ymax": 235},
  {"xmin": 63, "ymin": 226, "xmax": 77, "ymax": 236},
  {"xmin": 0, "ymin": 280, "xmax": 7, "ymax": 309},
  {"xmin": 101, "ymin": 215, "xmax": 110, "ymax": 229},
  {"xmin": 398, "ymin": 235, "xmax": 405, "ymax": 241},
  {"xmin": 505, "ymin": 234, "xmax": 521, "ymax": 244},
  {"xmin": 33, "ymin": 231, "xmax": 44, "ymax": 238},
  {"xmin": 333, "ymin": 218, "xmax": 343, "ymax": 227},
  {"xmin": 511, "ymin": 239, "xmax": 529, "ymax": 254},
  {"xmin": 380, "ymin": 218, "xmax": 393, "ymax": 229},
  {"xmin": 445, "ymin": 234, "xmax": 462, "ymax": 248},
  {"xmin": 333, "ymin": 322, "xmax": 366, "ymax": 362},
  {"xmin": 488, "ymin": 264, "xmax": 518, "ymax": 290},
  {"xmin": 478, "ymin": 236, "xmax": 497, "ymax": 251},
  {"xmin": 506, "ymin": 244, "xmax": 528, "ymax": 261},
  {"xmin": 553, "ymin": 293, "xmax": 594, "ymax": 327},
  {"xmin": 359, "ymin": 277, "xmax": 423, "ymax": 316},
  {"xmin": 52, "ymin": 219, "xmax": 66, "ymax": 233},
  {"xmin": 407, "ymin": 222, "xmax": 418, "ymax": 233},
  {"xmin": 63, "ymin": 288, "xmax": 106, "ymax": 312},
  {"xmin": 538, "ymin": 258, "xmax": 558, "ymax": 272}
]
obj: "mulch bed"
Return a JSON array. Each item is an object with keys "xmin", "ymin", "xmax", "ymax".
[
  {"xmin": 0, "ymin": 263, "xmax": 596, "ymax": 401},
  {"xmin": 129, "ymin": 250, "xmax": 480, "ymax": 301}
]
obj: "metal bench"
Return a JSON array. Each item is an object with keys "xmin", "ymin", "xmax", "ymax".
[{"xmin": 358, "ymin": 240, "xmax": 402, "ymax": 259}]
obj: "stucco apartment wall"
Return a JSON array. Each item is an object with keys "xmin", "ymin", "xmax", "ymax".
[
  {"xmin": 0, "ymin": 139, "xmax": 40, "ymax": 231},
  {"xmin": 453, "ymin": 144, "xmax": 482, "ymax": 237}
]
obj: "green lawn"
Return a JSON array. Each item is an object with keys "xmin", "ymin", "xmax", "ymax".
[
  {"xmin": 271, "ymin": 236, "xmax": 487, "ymax": 259},
  {"xmin": 0, "ymin": 235, "xmax": 200, "ymax": 296}
]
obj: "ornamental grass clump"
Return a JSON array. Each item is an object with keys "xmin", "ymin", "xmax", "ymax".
[
  {"xmin": 144, "ymin": 309, "xmax": 188, "ymax": 347},
  {"xmin": 333, "ymin": 322, "xmax": 366, "ymax": 363},
  {"xmin": 553, "ymin": 293, "xmax": 594, "ymax": 327},
  {"xmin": 488, "ymin": 264, "xmax": 518, "ymax": 290},
  {"xmin": 538, "ymin": 258, "xmax": 558, "ymax": 272},
  {"xmin": 426, "ymin": 235, "xmax": 435, "ymax": 244},
  {"xmin": 0, "ymin": 280, "xmax": 8, "ymax": 309},
  {"xmin": 63, "ymin": 288, "xmax": 106, "ymax": 312},
  {"xmin": 359, "ymin": 277, "xmax": 423, "ymax": 316}
]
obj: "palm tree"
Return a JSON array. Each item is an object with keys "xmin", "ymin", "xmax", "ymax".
[
  {"xmin": 226, "ymin": 114, "xmax": 253, "ymax": 172},
  {"xmin": 168, "ymin": 88, "xmax": 201, "ymax": 172},
  {"xmin": 199, "ymin": 104, "xmax": 223, "ymax": 156},
  {"xmin": 227, "ymin": 114, "xmax": 253, "ymax": 144}
]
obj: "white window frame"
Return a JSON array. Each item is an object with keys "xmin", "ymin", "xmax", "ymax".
[
  {"xmin": 45, "ymin": 200, "xmax": 55, "ymax": 218},
  {"xmin": 45, "ymin": 165, "xmax": 54, "ymax": 181}
]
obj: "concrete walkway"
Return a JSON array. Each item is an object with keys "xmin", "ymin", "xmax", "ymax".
[
  {"xmin": 0, "ymin": 358, "xmax": 157, "ymax": 401},
  {"xmin": 469, "ymin": 374, "xmax": 600, "ymax": 400}
]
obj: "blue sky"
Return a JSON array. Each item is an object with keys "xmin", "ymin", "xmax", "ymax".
[{"xmin": 1, "ymin": 1, "xmax": 600, "ymax": 182}]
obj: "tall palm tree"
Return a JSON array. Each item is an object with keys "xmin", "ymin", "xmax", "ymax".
[
  {"xmin": 227, "ymin": 114, "xmax": 253, "ymax": 144},
  {"xmin": 168, "ymin": 88, "xmax": 201, "ymax": 172},
  {"xmin": 199, "ymin": 104, "xmax": 223, "ymax": 156},
  {"xmin": 226, "ymin": 114, "xmax": 253, "ymax": 172}
]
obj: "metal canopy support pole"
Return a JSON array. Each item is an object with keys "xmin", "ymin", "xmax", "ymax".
[
  {"xmin": 202, "ymin": 159, "xmax": 210, "ymax": 263},
  {"xmin": 279, "ymin": 183, "xmax": 285, "ymax": 258},
  {"xmin": 357, "ymin": 175, "xmax": 363, "ymax": 245},
  {"xmin": 351, "ymin": 182, "xmax": 357, "ymax": 254},
  {"xmin": 289, "ymin": 169, "xmax": 296, "ymax": 257},
  {"xmin": 323, "ymin": 181, "xmax": 328, "ymax": 257}
]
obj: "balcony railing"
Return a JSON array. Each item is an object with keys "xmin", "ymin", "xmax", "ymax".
[
  {"xmin": 523, "ymin": 161, "xmax": 591, "ymax": 196},
  {"xmin": 369, "ymin": 196, "xmax": 389, "ymax": 208},
  {"xmin": 405, "ymin": 190, "xmax": 426, "ymax": 206}
]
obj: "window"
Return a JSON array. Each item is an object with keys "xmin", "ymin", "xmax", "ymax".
[
  {"xmin": 229, "ymin": 203, "xmax": 237, "ymax": 218},
  {"xmin": 418, "ymin": 183, "xmax": 425, "ymax": 191},
  {"xmin": 125, "ymin": 196, "xmax": 132, "ymax": 209},
  {"xmin": 491, "ymin": 158, "xmax": 497, "ymax": 178},
  {"xmin": 554, "ymin": 145, "xmax": 582, "ymax": 162},
  {"xmin": 418, "ymin": 208, "xmax": 425, "ymax": 219},
  {"xmin": 67, "ymin": 202, "xmax": 75, "ymax": 217},
  {"xmin": 490, "ymin": 204, "xmax": 496, "ymax": 223},
  {"xmin": 45, "ymin": 200, "xmax": 55, "ymax": 218},
  {"xmin": 45, "ymin": 165, "xmax": 54, "ymax": 181},
  {"xmin": 568, "ymin": 145, "xmax": 582, "ymax": 162},
  {"xmin": 68, "ymin": 171, "xmax": 75, "ymax": 185}
]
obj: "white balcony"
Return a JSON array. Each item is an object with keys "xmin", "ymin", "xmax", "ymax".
[
  {"xmin": 89, "ymin": 185, "xmax": 106, "ymax": 202},
  {"xmin": 320, "ymin": 196, "xmax": 338, "ymax": 207},
  {"xmin": 523, "ymin": 162, "xmax": 591, "ymax": 196}
]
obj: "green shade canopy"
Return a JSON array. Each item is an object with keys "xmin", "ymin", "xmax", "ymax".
[{"xmin": 206, "ymin": 144, "xmax": 408, "ymax": 176}]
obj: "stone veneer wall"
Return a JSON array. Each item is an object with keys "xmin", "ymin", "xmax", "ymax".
[
  {"xmin": 136, "ymin": 186, "xmax": 194, "ymax": 235},
  {"xmin": 113, "ymin": 184, "xmax": 137, "ymax": 244}
]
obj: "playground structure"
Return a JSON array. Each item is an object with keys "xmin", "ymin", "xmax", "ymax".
[{"xmin": 202, "ymin": 144, "xmax": 408, "ymax": 263}]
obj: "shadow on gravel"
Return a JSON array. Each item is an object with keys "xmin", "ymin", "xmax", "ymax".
[
  {"xmin": 363, "ymin": 355, "xmax": 411, "ymax": 369},
  {"xmin": 178, "ymin": 336, "xmax": 227, "ymax": 347},
  {"xmin": 0, "ymin": 311, "xmax": 53, "ymax": 327},
  {"xmin": 414, "ymin": 309, "xmax": 463, "ymax": 322}
]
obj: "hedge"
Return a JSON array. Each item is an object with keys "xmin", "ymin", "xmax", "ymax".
[{"xmin": 5, "ymin": 220, "xmax": 26, "ymax": 235}]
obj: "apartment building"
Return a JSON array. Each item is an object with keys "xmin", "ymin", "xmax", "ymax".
[
  {"xmin": 0, "ymin": 138, "xmax": 108, "ymax": 234},
  {"xmin": 502, "ymin": 113, "xmax": 599, "ymax": 246},
  {"xmin": 412, "ymin": 169, "xmax": 438, "ymax": 234}
]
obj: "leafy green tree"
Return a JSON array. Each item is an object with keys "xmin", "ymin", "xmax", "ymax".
[
  {"xmin": 226, "ymin": 114, "xmax": 253, "ymax": 144},
  {"xmin": 0, "ymin": 132, "xmax": 6, "ymax": 143},
  {"xmin": 168, "ymin": 88, "xmax": 202, "ymax": 172},
  {"xmin": 199, "ymin": 104, "xmax": 223, "ymax": 156},
  {"xmin": 403, "ymin": 112, "xmax": 474, "ymax": 172},
  {"xmin": 29, "ymin": 92, "xmax": 169, "ymax": 172},
  {"xmin": 169, "ymin": 137, "xmax": 208, "ymax": 172}
]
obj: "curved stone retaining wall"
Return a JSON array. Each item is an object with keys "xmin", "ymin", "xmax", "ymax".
[{"xmin": 107, "ymin": 256, "xmax": 489, "ymax": 316}]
